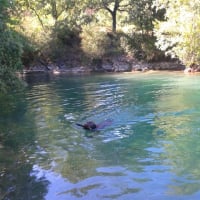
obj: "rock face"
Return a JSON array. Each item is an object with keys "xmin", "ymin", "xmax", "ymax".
[
  {"xmin": 149, "ymin": 62, "xmax": 185, "ymax": 71},
  {"xmin": 24, "ymin": 55, "xmax": 185, "ymax": 74},
  {"xmin": 93, "ymin": 56, "xmax": 132, "ymax": 72},
  {"xmin": 131, "ymin": 61, "xmax": 185, "ymax": 72},
  {"xmin": 92, "ymin": 57, "xmax": 185, "ymax": 72}
]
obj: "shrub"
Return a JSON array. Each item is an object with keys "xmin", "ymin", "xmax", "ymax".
[
  {"xmin": 0, "ymin": 0, "xmax": 27, "ymax": 93},
  {"xmin": 42, "ymin": 22, "xmax": 81, "ymax": 62},
  {"xmin": 81, "ymin": 26, "xmax": 123, "ymax": 59},
  {"xmin": 119, "ymin": 31, "xmax": 165, "ymax": 61},
  {"xmin": 0, "ymin": 28, "xmax": 24, "ymax": 93}
]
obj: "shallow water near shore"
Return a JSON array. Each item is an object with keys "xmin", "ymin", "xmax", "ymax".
[{"xmin": 1, "ymin": 72, "xmax": 200, "ymax": 200}]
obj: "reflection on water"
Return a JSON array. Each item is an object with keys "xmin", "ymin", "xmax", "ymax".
[{"xmin": 1, "ymin": 72, "xmax": 200, "ymax": 199}]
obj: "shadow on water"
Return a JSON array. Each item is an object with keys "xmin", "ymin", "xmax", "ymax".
[
  {"xmin": 0, "ymin": 92, "xmax": 49, "ymax": 200},
  {"xmin": 24, "ymin": 73, "xmax": 51, "ymax": 86}
]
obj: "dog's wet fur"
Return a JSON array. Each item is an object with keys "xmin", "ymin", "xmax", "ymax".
[
  {"xmin": 76, "ymin": 119, "xmax": 112, "ymax": 131},
  {"xmin": 76, "ymin": 121, "xmax": 97, "ymax": 130}
]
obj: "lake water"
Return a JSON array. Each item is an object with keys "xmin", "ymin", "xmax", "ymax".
[{"xmin": 1, "ymin": 72, "xmax": 200, "ymax": 200}]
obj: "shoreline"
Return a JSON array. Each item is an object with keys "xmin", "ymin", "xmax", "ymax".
[{"xmin": 22, "ymin": 60, "xmax": 186, "ymax": 75}]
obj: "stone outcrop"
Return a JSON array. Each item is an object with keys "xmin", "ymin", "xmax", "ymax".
[
  {"xmin": 131, "ymin": 61, "xmax": 185, "ymax": 71},
  {"xmin": 23, "ymin": 56, "xmax": 185, "ymax": 74},
  {"xmin": 92, "ymin": 57, "xmax": 185, "ymax": 72},
  {"xmin": 92, "ymin": 56, "xmax": 132, "ymax": 72}
]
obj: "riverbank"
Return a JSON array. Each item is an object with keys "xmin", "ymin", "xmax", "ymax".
[{"xmin": 23, "ymin": 56, "xmax": 185, "ymax": 75}]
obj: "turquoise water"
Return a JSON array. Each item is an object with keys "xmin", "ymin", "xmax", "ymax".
[{"xmin": 1, "ymin": 72, "xmax": 200, "ymax": 199}]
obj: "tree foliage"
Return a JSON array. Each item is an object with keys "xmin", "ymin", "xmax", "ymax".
[
  {"xmin": 0, "ymin": 0, "xmax": 24, "ymax": 93},
  {"xmin": 154, "ymin": 0, "xmax": 200, "ymax": 67},
  {"xmin": 87, "ymin": 0, "xmax": 122, "ymax": 32},
  {"xmin": 128, "ymin": 0, "xmax": 165, "ymax": 33}
]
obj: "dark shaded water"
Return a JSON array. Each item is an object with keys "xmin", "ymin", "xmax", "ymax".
[{"xmin": 1, "ymin": 72, "xmax": 200, "ymax": 200}]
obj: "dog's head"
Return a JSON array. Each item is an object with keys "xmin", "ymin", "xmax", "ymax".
[{"xmin": 83, "ymin": 121, "xmax": 97, "ymax": 130}]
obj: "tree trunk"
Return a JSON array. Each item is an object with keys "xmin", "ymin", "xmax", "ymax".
[
  {"xmin": 104, "ymin": 0, "xmax": 119, "ymax": 33},
  {"xmin": 112, "ymin": 11, "xmax": 117, "ymax": 32}
]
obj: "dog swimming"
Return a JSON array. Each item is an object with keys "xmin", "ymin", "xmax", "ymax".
[{"xmin": 76, "ymin": 119, "xmax": 112, "ymax": 130}]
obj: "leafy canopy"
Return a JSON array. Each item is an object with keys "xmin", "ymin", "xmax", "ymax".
[
  {"xmin": 154, "ymin": 0, "xmax": 200, "ymax": 66},
  {"xmin": 0, "ymin": 0, "xmax": 24, "ymax": 93}
]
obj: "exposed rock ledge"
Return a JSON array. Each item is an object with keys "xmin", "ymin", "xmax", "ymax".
[
  {"xmin": 96, "ymin": 59, "xmax": 185, "ymax": 72},
  {"xmin": 23, "ymin": 57, "xmax": 185, "ymax": 74}
]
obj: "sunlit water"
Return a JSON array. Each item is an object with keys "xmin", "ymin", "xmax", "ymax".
[{"xmin": 1, "ymin": 72, "xmax": 200, "ymax": 200}]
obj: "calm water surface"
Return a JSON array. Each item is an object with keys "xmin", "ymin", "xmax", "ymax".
[{"xmin": 1, "ymin": 72, "xmax": 200, "ymax": 200}]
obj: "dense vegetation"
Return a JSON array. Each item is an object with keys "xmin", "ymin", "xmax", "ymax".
[
  {"xmin": 154, "ymin": 0, "xmax": 200, "ymax": 67},
  {"xmin": 1, "ymin": 0, "xmax": 200, "ymax": 92},
  {"xmin": 0, "ymin": 0, "xmax": 22, "ymax": 93}
]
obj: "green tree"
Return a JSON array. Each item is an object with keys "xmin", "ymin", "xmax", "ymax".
[
  {"xmin": 88, "ymin": 0, "xmax": 132, "ymax": 32},
  {"xmin": 154, "ymin": 0, "xmax": 200, "ymax": 67},
  {"xmin": 87, "ymin": 0, "xmax": 163, "ymax": 33},
  {"xmin": 128, "ymin": 0, "xmax": 164, "ymax": 33},
  {"xmin": 101, "ymin": 0, "xmax": 123, "ymax": 33},
  {"xmin": 0, "ymin": 0, "xmax": 24, "ymax": 93},
  {"xmin": 14, "ymin": 0, "xmax": 87, "ymax": 28}
]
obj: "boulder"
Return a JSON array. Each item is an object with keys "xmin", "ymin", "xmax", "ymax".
[
  {"xmin": 113, "ymin": 60, "xmax": 132, "ymax": 72},
  {"xmin": 102, "ymin": 61, "xmax": 114, "ymax": 72},
  {"xmin": 92, "ymin": 56, "xmax": 132, "ymax": 72}
]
